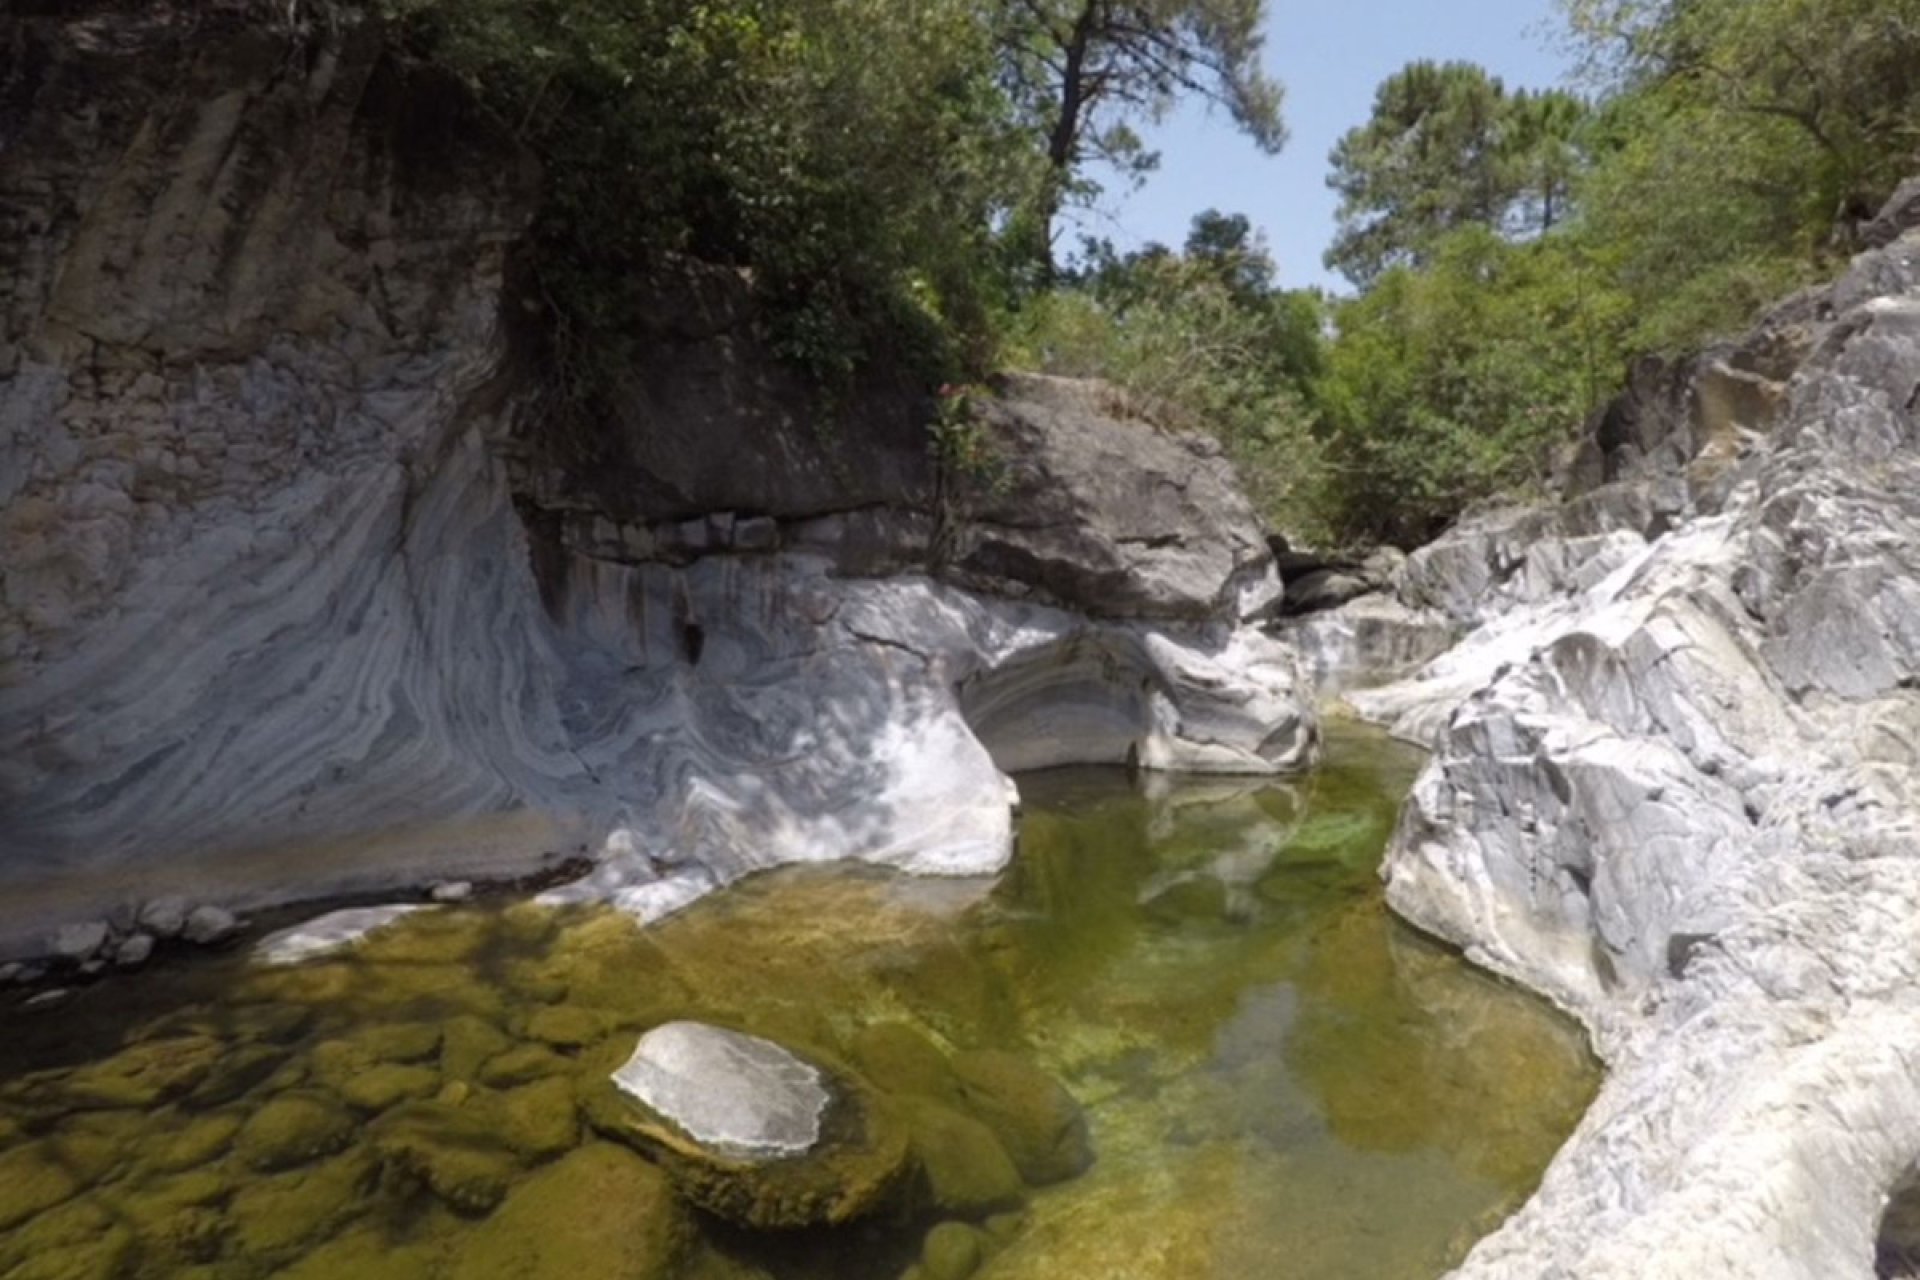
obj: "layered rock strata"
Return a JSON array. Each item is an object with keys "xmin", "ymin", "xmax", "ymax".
[
  {"xmin": 0, "ymin": 6, "xmax": 1312, "ymax": 958},
  {"xmin": 1339, "ymin": 196, "xmax": 1920, "ymax": 1277}
]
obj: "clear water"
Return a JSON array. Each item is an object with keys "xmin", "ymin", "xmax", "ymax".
[{"xmin": 0, "ymin": 722, "xmax": 1596, "ymax": 1279}]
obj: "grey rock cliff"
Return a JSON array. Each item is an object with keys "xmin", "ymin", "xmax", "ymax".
[
  {"xmin": 1345, "ymin": 188, "xmax": 1920, "ymax": 1278},
  {"xmin": 0, "ymin": 5, "xmax": 1312, "ymax": 957}
]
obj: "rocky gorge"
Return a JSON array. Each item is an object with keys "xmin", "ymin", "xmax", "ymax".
[{"xmin": 6, "ymin": 3, "xmax": 1920, "ymax": 1280}]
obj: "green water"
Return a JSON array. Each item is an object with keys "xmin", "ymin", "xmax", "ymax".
[{"xmin": 0, "ymin": 723, "xmax": 1596, "ymax": 1280}]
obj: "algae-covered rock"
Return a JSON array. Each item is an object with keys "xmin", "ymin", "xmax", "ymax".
[
  {"xmin": 498, "ymin": 1076, "xmax": 580, "ymax": 1159},
  {"xmin": 899, "ymin": 1097, "xmax": 1025, "ymax": 1215},
  {"xmin": 339, "ymin": 1063, "xmax": 444, "ymax": 1114},
  {"xmin": 524, "ymin": 1004, "xmax": 616, "ymax": 1049},
  {"xmin": 227, "ymin": 1149, "xmax": 376, "ymax": 1259},
  {"xmin": 921, "ymin": 1221, "xmax": 986, "ymax": 1280},
  {"xmin": 187, "ymin": 1044, "xmax": 288, "ymax": 1108},
  {"xmin": 0, "ymin": 1196, "xmax": 135, "ymax": 1280},
  {"xmin": 46, "ymin": 1111, "xmax": 140, "ymax": 1184},
  {"xmin": 479, "ymin": 1044, "xmax": 572, "ymax": 1088},
  {"xmin": 851, "ymin": 1022, "xmax": 962, "ymax": 1105},
  {"xmin": 950, "ymin": 1051, "xmax": 1092, "ymax": 1185},
  {"xmin": 371, "ymin": 1100, "xmax": 524, "ymax": 1214},
  {"xmin": 235, "ymin": 1092, "xmax": 355, "ymax": 1171},
  {"xmin": 151, "ymin": 1113, "xmax": 244, "ymax": 1172},
  {"xmin": 450, "ymin": 1143, "xmax": 688, "ymax": 1280},
  {"xmin": 585, "ymin": 1035, "xmax": 911, "ymax": 1230},
  {"xmin": 441, "ymin": 1016, "xmax": 513, "ymax": 1083},
  {"xmin": 273, "ymin": 1220, "xmax": 450, "ymax": 1280},
  {"xmin": 0, "ymin": 1141, "xmax": 81, "ymax": 1230},
  {"xmin": 61, "ymin": 1035, "xmax": 222, "ymax": 1109}
]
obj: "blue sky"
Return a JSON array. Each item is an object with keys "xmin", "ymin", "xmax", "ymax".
[{"xmin": 1063, "ymin": 0, "xmax": 1575, "ymax": 294}]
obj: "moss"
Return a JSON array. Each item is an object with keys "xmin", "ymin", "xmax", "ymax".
[
  {"xmin": 226, "ymin": 1149, "xmax": 377, "ymax": 1260},
  {"xmin": 0, "ymin": 1141, "xmax": 81, "ymax": 1231},
  {"xmin": 150, "ymin": 1112, "xmax": 243, "ymax": 1172},
  {"xmin": 371, "ymin": 1100, "xmax": 524, "ymax": 1215},
  {"xmin": 949, "ymin": 1051, "xmax": 1092, "ymax": 1186},
  {"xmin": 449, "ymin": 1143, "xmax": 688, "ymax": 1280},
  {"xmin": 273, "ymin": 1220, "xmax": 452, "ymax": 1280},
  {"xmin": 440, "ymin": 1015, "xmax": 513, "ymax": 1083},
  {"xmin": 522, "ymin": 1004, "xmax": 615, "ymax": 1049},
  {"xmin": 921, "ymin": 1221, "xmax": 986, "ymax": 1280},
  {"xmin": 0, "ymin": 1196, "xmax": 135, "ymax": 1280},
  {"xmin": 479, "ymin": 1044, "xmax": 572, "ymax": 1088},
  {"xmin": 340, "ymin": 1063, "xmax": 445, "ymax": 1114},
  {"xmin": 497, "ymin": 1076, "xmax": 580, "ymax": 1160},
  {"xmin": 235, "ymin": 1092, "xmax": 355, "ymax": 1171},
  {"xmin": 186, "ymin": 1044, "xmax": 288, "ymax": 1108},
  {"xmin": 582, "ymin": 1074, "xmax": 911, "ymax": 1230},
  {"xmin": 45, "ymin": 1112, "xmax": 141, "ymax": 1184},
  {"xmin": 59, "ymin": 1035, "xmax": 222, "ymax": 1109},
  {"xmin": 898, "ymin": 1097, "xmax": 1024, "ymax": 1216},
  {"xmin": 850, "ymin": 1022, "xmax": 962, "ymax": 1105}
]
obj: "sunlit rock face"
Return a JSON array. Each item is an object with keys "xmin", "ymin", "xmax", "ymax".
[
  {"xmin": 1353, "ymin": 197, "xmax": 1920, "ymax": 1279},
  {"xmin": 0, "ymin": 7, "xmax": 1312, "ymax": 956}
]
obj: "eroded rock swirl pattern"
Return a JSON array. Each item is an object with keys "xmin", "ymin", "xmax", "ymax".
[
  {"xmin": 1338, "ymin": 203, "xmax": 1920, "ymax": 1278},
  {"xmin": 0, "ymin": 9, "xmax": 1313, "ymax": 953}
]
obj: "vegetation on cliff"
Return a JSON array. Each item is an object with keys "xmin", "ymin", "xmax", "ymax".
[{"xmin": 366, "ymin": 0, "xmax": 1919, "ymax": 547}]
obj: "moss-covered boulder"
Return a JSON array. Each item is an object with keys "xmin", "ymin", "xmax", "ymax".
[
  {"xmin": 227, "ymin": 1149, "xmax": 376, "ymax": 1260},
  {"xmin": 339, "ymin": 1063, "xmax": 444, "ymax": 1114},
  {"xmin": 60, "ymin": 1035, "xmax": 222, "ymax": 1109},
  {"xmin": 151, "ymin": 1113, "xmax": 244, "ymax": 1173},
  {"xmin": 949, "ymin": 1051, "xmax": 1092, "ymax": 1186},
  {"xmin": 0, "ymin": 1141, "xmax": 81, "ymax": 1231},
  {"xmin": 370, "ymin": 1099, "xmax": 524, "ymax": 1215},
  {"xmin": 449, "ymin": 1143, "xmax": 688, "ymax": 1280},
  {"xmin": 441, "ymin": 1016, "xmax": 513, "ymax": 1083},
  {"xmin": 479, "ymin": 1044, "xmax": 572, "ymax": 1088},
  {"xmin": 0, "ymin": 1196, "xmax": 135, "ymax": 1280},
  {"xmin": 523, "ymin": 1004, "xmax": 618, "ymax": 1049},
  {"xmin": 586, "ymin": 1024, "xmax": 910, "ymax": 1229},
  {"xmin": 497, "ymin": 1076, "xmax": 581, "ymax": 1159},
  {"xmin": 850, "ymin": 1022, "xmax": 962, "ymax": 1105},
  {"xmin": 898, "ymin": 1097, "xmax": 1025, "ymax": 1216},
  {"xmin": 921, "ymin": 1221, "xmax": 986, "ymax": 1280},
  {"xmin": 234, "ymin": 1092, "xmax": 355, "ymax": 1171}
]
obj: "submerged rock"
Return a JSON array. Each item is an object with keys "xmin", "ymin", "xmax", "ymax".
[
  {"xmin": 450, "ymin": 1143, "xmax": 689, "ymax": 1280},
  {"xmin": 613, "ymin": 1022, "xmax": 831, "ymax": 1161},
  {"xmin": 949, "ymin": 1051, "xmax": 1093, "ymax": 1187},
  {"xmin": 594, "ymin": 1023, "xmax": 911, "ymax": 1227},
  {"xmin": 236, "ymin": 1094, "xmax": 356, "ymax": 1172}
]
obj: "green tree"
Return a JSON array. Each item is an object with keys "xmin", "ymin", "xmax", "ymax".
[
  {"xmin": 1324, "ymin": 61, "xmax": 1588, "ymax": 286},
  {"xmin": 996, "ymin": 0, "xmax": 1288, "ymax": 278}
]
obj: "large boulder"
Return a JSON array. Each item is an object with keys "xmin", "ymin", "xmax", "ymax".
[{"xmin": 590, "ymin": 1023, "xmax": 911, "ymax": 1228}]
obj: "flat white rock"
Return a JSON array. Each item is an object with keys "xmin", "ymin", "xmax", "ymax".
[{"xmin": 612, "ymin": 1021, "xmax": 830, "ymax": 1161}]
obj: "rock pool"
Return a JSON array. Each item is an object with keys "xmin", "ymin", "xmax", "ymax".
[{"xmin": 0, "ymin": 723, "xmax": 1596, "ymax": 1279}]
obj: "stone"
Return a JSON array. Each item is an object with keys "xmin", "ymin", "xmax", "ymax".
[
  {"xmin": 51, "ymin": 921, "xmax": 109, "ymax": 962},
  {"xmin": 899, "ymin": 1097, "xmax": 1026, "ymax": 1215},
  {"xmin": 254, "ymin": 905, "xmax": 434, "ymax": 965},
  {"xmin": 338, "ymin": 1063, "xmax": 443, "ymax": 1114},
  {"xmin": 498, "ymin": 1076, "xmax": 581, "ymax": 1159},
  {"xmin": 112, "ymin": 933, "xmax": 154, "ymax": 968},
  {"xmin": 449, "ymin": 1143, "xmax": 688, "ymax": 1280},
  {"xmin": 181, "ymin": 906, "xmax": 240, "ymax": 946},
  {"xmin": 612, "ymin": 1022, "xmax": 830, "ymax": 1160},
  {"xmin": 137, "ymin": 897, "xmax": 191, "ymax": 939},
  {"xmin": 479, "ymin": 1044, "xmax": 572, "ymax": 1089},
  {"xmin": 591, "ymin": 1025, "xmax": 912, "ymax": 1228},
  {"xmin": 432, "ymin": 880, "xmax": 475, "ymax": 903},
  {"xmin": 234, "ymin": 1094, "xmax": 355, "ymax": 1171},
  {"xmin": 370, "ymin": 1100, "xmax": 524, "ymax": 1215},
  {"xmin": 61, "ymin": 1035, "xmax": 222, "ymax": 1109},
  {"xmin": 0, "ymin": 1142, "xmax": 81, "ymax": 1231},
  {"xmin": 949, "ymin": 1051, "xmax": 1092, "ymax": 1187},
  {"xmin": 921, "ymin": 1222, "xmax": 986, "ymax": 1280},
  {"xmin": 441, "ymin": 1016, "xmax": 514, "ymax": 1083},
  {"xmin": 151, "ymin": 1113, "xmax": 245, "ymax": 1172},
  {"xmin": 227, "ymin": 1151, "xmax": 376, "ymax": 1261},
  {"xmin": 850, "ymin": 1022, "xmax": 962, "ymax": 1105},
  {"xmin": 525, "ymin": 1003, "xmax": 615, "ymax": 1049}
]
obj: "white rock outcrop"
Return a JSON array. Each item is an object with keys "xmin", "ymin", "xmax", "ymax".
[
  {"xmin": 1344, "ymin": 204, "xmax": 1920, "ymax": 1278},
  {"xmin": 612, "ymin": 1022, "xmax": 832, "ymax": 1161},
  {"xmin": 0, "ymin": 9, "xmax": 1314, "ymax": 958}
]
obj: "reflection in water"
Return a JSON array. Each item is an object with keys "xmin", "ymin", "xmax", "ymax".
[{"xmin": 0, "ymin": 723, "xmax": 1595, "ymax": 1280}]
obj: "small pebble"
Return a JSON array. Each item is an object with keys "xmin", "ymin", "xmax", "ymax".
[
  {"xmin": 138, "ymin": 895, "xmax": 191, "ymax": 938},
  {"xmin": 183, "ymin": 905, "xmax": 241, "ymax": 946},
  {"xmin": 431, "ymin": 881, "xmax": 475, "ymax": 904},
  {"xmin": 24, "ymin": 988, "xmax": 70, "ymax": 1010},
  {"xmin": 53, "ymin": 920, "xmax": 110, "ymax": 961},
  {"xmin": 115, "ymin": 934, "xmax": 156, "ymax": 968}
]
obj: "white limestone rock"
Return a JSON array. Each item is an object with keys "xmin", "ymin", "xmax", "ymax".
[
  {"xmin": 254, "ymin": 905, "xmax": 435, "ymax": 966},
  {"xmin": 612, "ymin": 1022, "xmax": 830, "ymax": 1161}
]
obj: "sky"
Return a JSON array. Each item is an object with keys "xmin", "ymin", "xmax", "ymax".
[{"xmin": 1063, "ymin": 0, "xmax": 1577, "ymax": 294}]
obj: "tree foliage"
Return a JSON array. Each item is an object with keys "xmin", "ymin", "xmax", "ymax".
[
  {"xmin": 1324, "ymin": 61, "xmax": 1587, "ymax": 286},
  {"xmin": 996, "ymin": 0, "xmax": 1287, "ymax": 277}
]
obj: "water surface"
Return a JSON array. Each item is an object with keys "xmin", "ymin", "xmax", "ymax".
[{"xmin": 0, "ymin": 722, "xmax": 1596, "ymax": 1279}]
